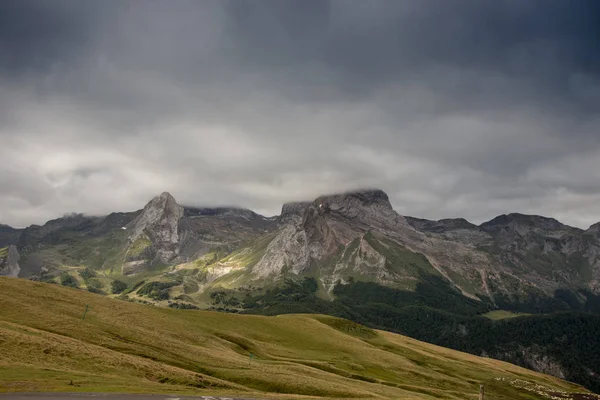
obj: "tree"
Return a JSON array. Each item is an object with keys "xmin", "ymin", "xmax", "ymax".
[
  {"xmin": 79, "ymin": 267, "xmax": 96, "ymax": 280},
  {"xmin": 59, "ymin": 272, "xmax": 78, "ymax": 288},
  {"xmin": 111, "ymin": 280, "xmax": 128, "ymax": 294}
]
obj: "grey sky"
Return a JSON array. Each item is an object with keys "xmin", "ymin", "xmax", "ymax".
[{"xmin": 1, "ymin": 0, "xmax": 599, "ymax": 228}]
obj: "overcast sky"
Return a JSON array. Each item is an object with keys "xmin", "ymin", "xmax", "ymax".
[{"xmin": 1, "ymin": 0, "xmax": 599, "ymax": 228}]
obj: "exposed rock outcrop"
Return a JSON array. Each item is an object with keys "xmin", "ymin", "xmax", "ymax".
[
  {"xmin": 251, "ymin": 189, "xmax": 423, "ymax": 280},
  {"xmin": 279, "ymin": 202, "xmax": 311, "ymax": 225},
  {"xmin": 127, "ymin": 192, "xmax": 184, "ymax": 264}
]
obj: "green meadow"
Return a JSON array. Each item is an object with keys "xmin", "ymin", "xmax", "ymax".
[{"xmin": 0, "ymin": 277, "xmax": 594, "ymax": 399}]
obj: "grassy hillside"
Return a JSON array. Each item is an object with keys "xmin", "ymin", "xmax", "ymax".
[
  {"xmin": 0, "ymin": 278, "xmax": 596, "ymax": 400},
  {"xmin": 242, "ymin": 278, "xmax": 600, "ymax": 394}
]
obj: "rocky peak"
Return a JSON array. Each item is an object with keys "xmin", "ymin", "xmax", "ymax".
[
  {"xmin": 279, "ymin": 202, "xmax": 311, "ymax": 225},
  {"xmin": 307, "ymin": 189, "xmax": 396, "ymax": 227},
  {"xmin": 128, "ymin": 192, "xmax": 184, "ymax": 263},
  {"xmin": 314, "ymin": 189, "xmax": 392, "ymax": 212}
]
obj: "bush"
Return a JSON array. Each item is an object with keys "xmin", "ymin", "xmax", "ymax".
[
  {"xmin": 59, "ymin": 272, "xmax": 78, "ymax": 288},
  {"xmin": 168, "ymin": 302, "xmax": 199, "ymax": 310},
  {"xmin": 137, "ymin": 281, "xmax": 178, "ymax": 300},
  {"xmin": 111, "ymin": 280, "xmax": 128, "ymax": 294},
  {"xmin": 79, "ymin": 267, "xmax": 96, "ymax": 280}
]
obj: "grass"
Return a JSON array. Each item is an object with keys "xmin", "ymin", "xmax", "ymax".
[
  {"xmin": 218, "ymin": 233, "xmax": 276, "ymax": 268},
  {"xmin": 126, "ymin": 234, "xmax": 152, "ymax": 258},
  {"xmin": 483, "ymin": 310, "xmax": 532, "ymax": 320},
  {"xmin": 363, "ymin": 233, "xmax": 441, "ymax": 288},
  {"xmin": 0, "ymin": 277, "xmax": 595, "ymax": 400}
]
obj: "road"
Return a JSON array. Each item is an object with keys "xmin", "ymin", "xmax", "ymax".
[{"xmin": 0, "ymin": 395, "xmax": 261, "ymax": 400}]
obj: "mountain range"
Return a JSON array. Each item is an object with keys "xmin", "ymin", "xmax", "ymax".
[
  {"xmin": 2, "ymin": 189, "xmax": 600, "ymax": 393},
  {"xmin": 2, "ymin": 189, "xmax": 599, "ymax": 310}
]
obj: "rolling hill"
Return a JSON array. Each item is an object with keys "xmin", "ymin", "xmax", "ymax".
[{"xmin": 0, "ymin": 277, "xmax": 597, "ymax": 400}]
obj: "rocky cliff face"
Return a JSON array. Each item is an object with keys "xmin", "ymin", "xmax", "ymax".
[
  {"xmin": 408, "ymin": 212, "xmax": 600, "ymax": 299},
  {"xmin": 248, "ymin": 190, "xmax": 484, "ymax": 295},
  {"xmin": 0, "ymin": 245, "xmax": 20, "ymax": 277},
  {"xmin": 127, "ymin": 192, "xmax": 184, "ymax": 266}
]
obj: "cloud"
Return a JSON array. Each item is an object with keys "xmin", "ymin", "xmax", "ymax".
[{"xmin": 0, "ymin": 0, "xmax": 599, "ymax": 228}]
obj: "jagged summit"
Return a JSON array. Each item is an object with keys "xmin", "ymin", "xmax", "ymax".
[
  {"xmin": 129, "ymin": 192, "xmax": 183, "ymax": 234},
  {"xmin": 127, "ymin": 192, "xmax": 184, "ymax": 265},
  {"xmin": 155, "ymin": 191, "xmax": 178, "ymax": 204}
]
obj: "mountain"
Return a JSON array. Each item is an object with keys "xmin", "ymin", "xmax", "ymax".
[
  {"xmin": 3, "ymin": 188, "xmax": 600, "ymax": 314},
  {"xmin": 0, "ymin": 223, "xmax": 22, "ymax": 247},
  {"xmin": 2, "ymin": 189, "xmax": 600, "ymax": 392},
  {"xmin": 5, "ymin": 192, "xmax": 276, "ymax": 281},
  {"xmin": 1, "ymin": 276, "xmax": 596, "ymax": 400},
  {"xmin": 199, "ymin": 189, "xmax": 600, "ymax": 313}
]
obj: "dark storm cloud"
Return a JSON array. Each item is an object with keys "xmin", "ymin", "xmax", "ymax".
[
  {"xmin": 225, "ymin": 0, "xmax": 600, "ymax": 106},
  {"xmin": 0, "ymin": 1, "xmax": 120, "ymax": 76},
  {"xmin": 0, "ymin": 0, "xmax": 599, "ymax": 228}
]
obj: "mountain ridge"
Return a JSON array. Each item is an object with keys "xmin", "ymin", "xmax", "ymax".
[
  {"xmin": 2, "ymin": 188, "xmax": 600, "ymax": 300},
  {"xmin": 2, "ymin": 189, "xmax": 598, "ymax": 235}
]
